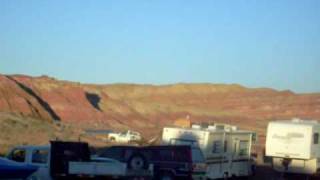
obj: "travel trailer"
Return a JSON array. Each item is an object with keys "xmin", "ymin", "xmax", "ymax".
[
  {"xmin": 162, "ymin": 124, "xmax": 256, "ymax": 179},
  {"xmin": 266, "ymin": 119, "xmax": 320, "ymax": 175}
]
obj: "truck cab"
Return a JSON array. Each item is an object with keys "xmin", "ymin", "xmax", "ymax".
[
  {"xmin": 108, "ymin": 130, "xmax": 142, "ymax": 143},
  {"xmin": 6, "ymin": 145, "xmax": 51, "ymax": 180}
]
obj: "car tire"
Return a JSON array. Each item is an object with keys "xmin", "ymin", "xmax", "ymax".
[{"xmin": 127, "ymin": 153, "xmax": 148, "ymax": 170}]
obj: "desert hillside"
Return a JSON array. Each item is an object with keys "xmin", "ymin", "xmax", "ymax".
[{"xmin": 0, "ymin": 74, "xmax": 320, "ymax": 152}]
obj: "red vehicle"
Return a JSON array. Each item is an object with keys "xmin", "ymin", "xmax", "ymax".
[{"xmin": 97, "ymin": 145, "xmax": 207, "ymax": 180}]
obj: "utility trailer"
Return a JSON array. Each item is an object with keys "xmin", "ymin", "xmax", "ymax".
[
  {"xmin": 6, "ymin": 141, "xmax": 153, "ymax": 179},
  {"xmin": 266, "ymin": 119, "xmax": 320, "ymax": 176},
  {"xmin": 162, "ymin": 124, "xmax": 256, "ymax": 179}
]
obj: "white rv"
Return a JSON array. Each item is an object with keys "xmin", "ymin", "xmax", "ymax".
[
  {"xmin": 266, "ymin": 119, "xmax": 320, "ymax": 175},
  {"xmin": 162, "ymin": 124, "xmax": 256, "ymax": 179}
]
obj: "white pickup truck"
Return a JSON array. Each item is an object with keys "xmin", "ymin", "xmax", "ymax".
[
  {"xmin": 6, "ymin": 141, "xmax": 153, "ymax": 180},
  {"xmin": 108, "ymin": 130, "xmax": 142, "ymax": 143}
]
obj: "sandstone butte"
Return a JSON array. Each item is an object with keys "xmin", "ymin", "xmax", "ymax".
[{"xmin": 0, "ymin": 73, "xmax": 320, "ymax": 150}]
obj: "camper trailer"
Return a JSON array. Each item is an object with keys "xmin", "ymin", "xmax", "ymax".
[
  {"xmin": 162, "ymin": 124, "xmax": 256, "ymax": 179},
  {"xmin": 266, "ymin": 119, "xmax": 320, "ymax": 175}
]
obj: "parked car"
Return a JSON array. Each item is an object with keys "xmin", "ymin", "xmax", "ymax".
[
  {"xmin": 108, "ymin": 130, "xmax": 142, "ymax": 143},
  {"xmin": 96, "ymin": 145, "xmax": 207, "ymax": 180},
  {"xmin": 6, "ymin": 145, "xmax": 51, "ymax": 180}
]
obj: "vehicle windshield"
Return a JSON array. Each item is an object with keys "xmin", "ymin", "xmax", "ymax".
[
  {"xmin": 192, "ymin": 148, "xmax": 205, "ymax": 163},
  {"xmin": 131, "ymin": 132, "xmax": 139, "ymax": 136},
  {"xmin": 120, "ymin": 131, "xmax": 127, "ymax": 135}
]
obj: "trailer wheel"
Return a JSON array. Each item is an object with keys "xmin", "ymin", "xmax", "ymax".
[
  {"xmin": 109, "ymin": 137, "xmax": 116, "ymax": 142},
  {"xmin": 127, "ymin": 153, "xmax": 148, "ymax": 170}
]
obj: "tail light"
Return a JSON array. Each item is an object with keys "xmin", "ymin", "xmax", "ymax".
[{"xmin": 192, "ymin": 163, "xmax": 207, "ymax": 172}]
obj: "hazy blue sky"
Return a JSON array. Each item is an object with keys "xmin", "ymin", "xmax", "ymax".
[{"xmin": 0, "ymin": 0, "xmax": 319, "ymax": 93}]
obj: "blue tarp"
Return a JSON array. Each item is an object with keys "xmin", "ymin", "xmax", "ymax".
[{"xmin": 0, "ymin": 157, "xmax": 38, "ymax": 179}]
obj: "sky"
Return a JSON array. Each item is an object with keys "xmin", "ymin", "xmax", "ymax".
[{"xmin": 0, "ymin": 0, "xmax": 319, "ymax": 93}]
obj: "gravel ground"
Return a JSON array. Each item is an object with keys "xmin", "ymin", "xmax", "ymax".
[{"xmin": 250, "ymin": 165, "xmax": 320, "ymax": 180}]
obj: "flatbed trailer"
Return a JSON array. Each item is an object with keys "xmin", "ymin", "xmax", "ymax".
[{"xmin": 6, "ymin": 141, "xmax": 153, "ymax": 179}]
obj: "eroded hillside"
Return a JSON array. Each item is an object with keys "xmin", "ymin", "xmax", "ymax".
[{"xmin": 0, "ymin": 74, "xmax": 320, "ymax": 150}]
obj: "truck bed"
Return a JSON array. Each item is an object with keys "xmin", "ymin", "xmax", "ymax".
[{"xmin": 69, "ymin": 161, "xmax": 126, "ymax": 176}]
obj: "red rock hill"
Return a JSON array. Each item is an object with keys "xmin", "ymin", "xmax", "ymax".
[{"xmin": 0, "ymin": 74, "xmax": 320, "ymax": 137}]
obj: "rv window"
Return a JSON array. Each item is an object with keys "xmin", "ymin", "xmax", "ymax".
[
  {"xmin": 314, "ymin": 133, "xmax": 319, "ymax": 144},
  {"xmin": 32, "ymin": 149, "xmax": 49, "ymax": 164},
  {"xmin": 252, "ymin": 133, "xmax": 257, "ymax": 142},
  {"xmin": 239, "ymin": 140, "xmax": 249, "ymax": 156},
  {"xmin": 212, "ymin": 141, "xmax": 222, "ymax": 153},
  {"xmin": 224, "ymin": 141, "xmax": 227, "ymax": 152},
  {"xmin": 170, "ymin": 139, "xmax": 199, "ymax": 147}
]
